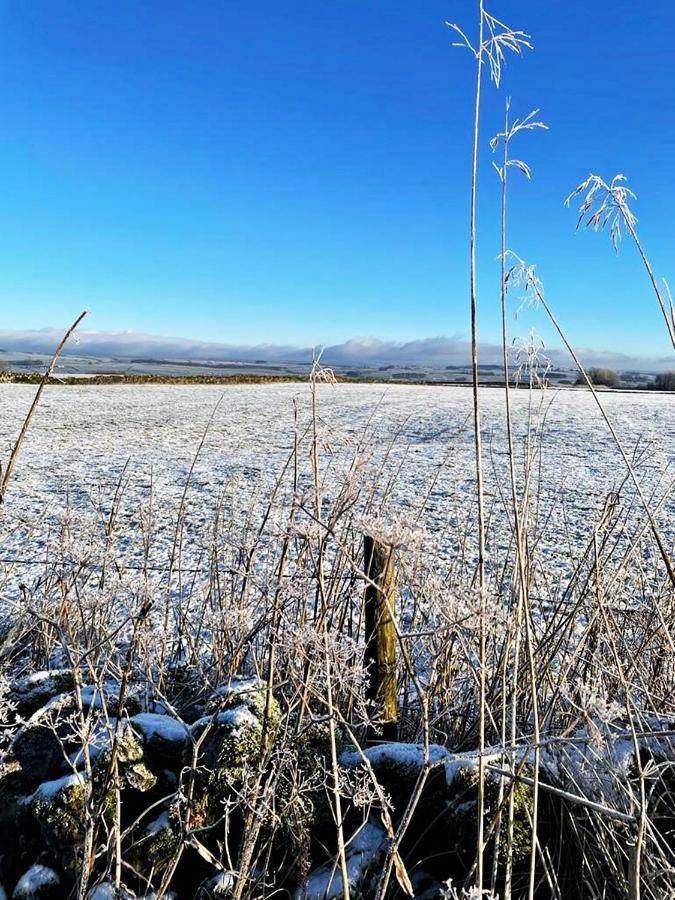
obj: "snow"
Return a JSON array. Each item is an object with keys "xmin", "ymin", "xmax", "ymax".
[
  {"xmin": 87, "ymin": 886, "xmax": 117, "ymax": 900},
  {"xmin": 79, "ymin": 683, "xmax": 122, "ymax": 710},
  {"xmin": 201, "ymin": 872, "xmax": 235, "ymax": 895},
  {"xmin": 191, "ymin": 706, "xmax": 260, "ymax": 735},
  {"xmin": 145, "ymin": 810, "xmax": 171, "ymax": 836},
  {"xmin": 341, "ymin": 742, "xmax": 451, "ymax": 772},
  {"xmin": 12, "ymin": 670, "xmax": 70, "ymax": 688},
  {"xmin": 209, "ymin": 677, "xmax": 262, "ymax": 704},
  {"xmin": 23, "ymin": 692, "xmax": 69, "ymax": 721},
  {"xmin": 341, "ymin": 743, "xmax": 507, "ymax": 791},
  {"xmin": 1, "ymin": 382, "xmax": 673, "ymax": 590},
  {"xmin": 12, "ymin": 864, "xmax": 60, "ymax": 898},
  {"xmin": 539, "ymin": 723, "xmax": 675, "ymax": 809},
  {"xmin": 86, "ymin": 885, "xmax": 136, "ymax": 900},
  {"xmin": 296, "ymin": 821, "xmax": 386, "ymax": 899},
  {"xmin": 26, "ymin": 682, "xmax": 124, "ymax": 720},
  {"xmin": 444, "ymin": 755, "xmax": 480, "ymax": 787},
  {"xmin": 29, "ymin": 772, "xmax": 84, "ymax": 802},
  {"xmin": 130, "ymin": 713, "xmax": 189, "ymax": 744}
]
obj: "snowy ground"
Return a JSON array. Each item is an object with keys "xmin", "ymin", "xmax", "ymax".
[{"xmin": 0, "ymin": 382, "xmax": 674, "ymax": 590}]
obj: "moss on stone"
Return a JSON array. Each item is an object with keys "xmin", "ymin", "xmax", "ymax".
[
  {"xmin": 444, "ymin": 761, "xmax": 534, "ymax": 869},
  {"xmin": 131, "ymin": 807, "xmax": 182, "ymax": 874},
  {"xmin": 208, "ymin": 714, "xmax": 263, "ymax": 797},
  {"xmin": 29, "ymin": 774, "xmax": 88, "ymax": 866},
  {"xmin": 124, "ymin": 761, "xmax": 158, "ymax": 793},
  {"xmin": 205, "ymin": 676, "xmax": 279, "ymax": 729},
  {"xmin": 189, "ymin": 704, "xmax": 265, "ymax": 831}
]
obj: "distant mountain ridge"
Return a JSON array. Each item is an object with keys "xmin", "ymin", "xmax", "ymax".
[{"xmin": 0, "ymin": 327, "xmax": 670, "ymax": 374}]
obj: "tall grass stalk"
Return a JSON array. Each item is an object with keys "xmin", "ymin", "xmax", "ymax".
[
  {"xmin": 447, "ymin": 5, "xmax": 532, "ymax": 888},
  {"xmin": 491, "ymin": 100, "xmax": 547, "ymax": 900}
]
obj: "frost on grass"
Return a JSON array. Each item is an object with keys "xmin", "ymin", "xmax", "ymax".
[
  {"xmin": 1, "ymin": 382, "xmax": 674, "ymax": 587},
  {"xmin": 0, "ymin": 382, "xmax": 673, "ymax": 896}
]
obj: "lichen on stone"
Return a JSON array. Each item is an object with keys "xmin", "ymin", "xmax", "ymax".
[{"xmin": 28, "ymin": 773, "xmax": 88, "ymax": 866}]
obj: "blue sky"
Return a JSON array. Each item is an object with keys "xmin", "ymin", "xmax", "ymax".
[{"xmin": 0, "ymin": 1, "xmax": 674, "ymax": 363}]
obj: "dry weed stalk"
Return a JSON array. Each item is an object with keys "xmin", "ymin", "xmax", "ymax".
[
  {"xmin": 446, "ymin": 4, "xmax": 532, "ymax": 890},
  {"xmin": 0, "ymin": 309, "xmax": 88, "ymax": 504}
]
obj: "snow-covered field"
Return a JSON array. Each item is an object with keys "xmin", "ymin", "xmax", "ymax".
[{"xmin": 0, "ymin": 382, "xmax": 674, "ymax": 586}]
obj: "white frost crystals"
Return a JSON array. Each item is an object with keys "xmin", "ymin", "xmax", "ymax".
[{"xmin": 1, "ymin": 382, "xmax": 673, "ymax": 597}]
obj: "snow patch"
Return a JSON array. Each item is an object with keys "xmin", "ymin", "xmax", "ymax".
[
  {"xmin": 130, "ymin": 713, "xmax": 189, "ymax": 744},
  {"xmin": 12, "ymin": 864, "xmax": 60, "ymax": 898},
  {"xmin": 296, "ymin": 821, "xmax": 387, "ymax": 899},
  {"xmin": 30, "ymin": 772, "xmax": 84, "ymax": 802}
]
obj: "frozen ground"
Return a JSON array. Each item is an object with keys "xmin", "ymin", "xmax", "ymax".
[{"xmin": 0, "ymin": 382, "xmax": 674, "ymax": 590}]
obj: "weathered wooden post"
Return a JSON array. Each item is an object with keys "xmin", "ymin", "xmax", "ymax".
[{"xmin": 364, "ymin": 534, "xmax": 398, "ymax": 742}]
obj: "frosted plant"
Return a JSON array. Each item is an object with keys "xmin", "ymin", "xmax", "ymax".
[
  {"xmin": 445, "ymin": 17, "xmax": 534, "ymax": 887},
  {"xmin": 511, "ymin": 330, "xmax": 551, "ymax": 390},
  {"xmin": 490, "ymin": 102, "xmax": 548, "ymax": 183},
  {"xmin": 576, "ymin": 681, "xmax": 626, "ymax": 733},
  {"xmin": 505, "ymin": 252, "xmax": 545, "ymax": 311},
  {"xmin": 310, "ymin": 353, "xmax": 337, "ymax": 386},
  {"xmin": 567, "ymin": 173, "xmax": 675, "ymax": 347},
  {"xmin": 447, "ymin": 10, "xmax": 532, "ymax": 88},
  {"xmin": 0, "ymin": 673, "xmax": 16, "ymax": 761},
  {"xmin": 441, "ymin": 880, "xmax": 498, "ymax": 900},
  {"xmin": 567, "ymin": 173, "xmax": 637, "ymax": 252},
  {"xmin": 338, "ymin": 764, "xmax": 384, "ymax": 812},
  {"xmin": 357, "ymin": 513, "xmax": 425, "ymax": 551}
]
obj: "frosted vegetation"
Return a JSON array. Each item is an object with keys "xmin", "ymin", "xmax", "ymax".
[
  {"xmin": 1, "ymin": 382, "xmax": 674, "ymax": 580},
  {"xmin": 1, "ymin": 0, "xmax": 675, "ymax": 894},
  {"xmin": 0, "ymin": 380, "xmax": 672, "ymax": 898}
]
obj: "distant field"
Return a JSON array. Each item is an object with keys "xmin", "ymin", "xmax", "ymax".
[
  {"xmin": 1, "ymin": 382, "xmax": 673, "ymax": 583},
  {"xmin": 0, "ymin": 347, "xmax": 593, "ymax": 385}
]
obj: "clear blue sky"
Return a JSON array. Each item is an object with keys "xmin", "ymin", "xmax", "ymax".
[{"xmin": 0, "ymin": 1, "xmax": 674, "ymax": 359}]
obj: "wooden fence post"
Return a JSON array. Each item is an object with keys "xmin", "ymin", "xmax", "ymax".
[{"xmin": 364, "ymin": 534, "xmax": 398, "ymax": 742}]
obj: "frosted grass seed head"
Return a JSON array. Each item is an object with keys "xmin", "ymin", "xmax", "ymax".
[
  {"xmin": 566, "ymin": 173, "xmax": 638, "ymax": 253},
  {"xmin": 512, "ymin": 330, "xmax": 551, "ymax": 389},
  {"xmin": 504, "ymin": 252, "xmax": 545, "ymax": 312},
  {"xmin": 491, "ymin": 104, "xmax": 548, "ymax": 183},
  {"xmin": 446, "ymin": 10, "xmax": 533, "ymax": 87},
  {"xmin": 357, "ymin": 514, "xmax": 424, "ymax": 551}
]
